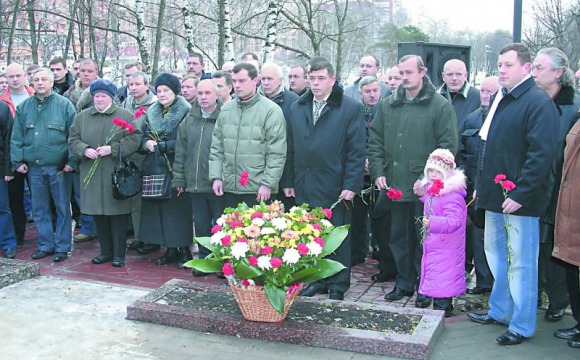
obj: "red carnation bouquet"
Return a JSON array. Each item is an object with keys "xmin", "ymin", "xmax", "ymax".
[
  {"xmin": 83, "ymin": 118, "xmax": 134, "ymax": 188},
  {"xmin": 494, "ymin": 174, "xmax": 517, "ymax": 277},
  {"xmin": 419, "ymin": 179, "xmax": 444, "ymax": 243}
]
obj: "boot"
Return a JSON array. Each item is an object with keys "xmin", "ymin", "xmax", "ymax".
[
  {"xmin": 137, "ymin": 243, "xmax": 161, "ymax": 255},
  {"xmin": 433, "ymin": 297, "xmax": 454, "ymax": 318},
  {"xmin": 176, "ymin": 247, "xmax": 193, "ymax": 269},
  {"xmin": 154, "ymin": 247, "xmax": 179, "ymax": 265}
]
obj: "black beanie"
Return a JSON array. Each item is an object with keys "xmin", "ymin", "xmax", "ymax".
[{"xmin": 154, "ymin": 73, "xmax": 181, "ymax": 95}]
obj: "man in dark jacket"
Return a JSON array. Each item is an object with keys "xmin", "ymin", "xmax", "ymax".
[
  {"xmin": 368, "ymin": 55, "xmax": 457, "ymax": 307},
  {"xmin": 460, "ymin": 76, "xmax": 499, "ymax": 296},
  {"xmin": 282, "ymin": 57, "xmax": 366, "ymax": 301},
  {"xmin": 173, "ymin": 79, "xmax": 224, "ymax": 274},
  {"xmin": 11, "ymin": 68, "xmax": 77, "ymax": 263},
  {"xmin": 467, "ymin": 43, "xmax": 560, "ymax": 345},
  {"xmin": 49, "ymin": 57, "xmax": 75, "ymax": 96},
  {"xmin": 0, "ymin": 100, "xmax": 17, "ymax": 258}
]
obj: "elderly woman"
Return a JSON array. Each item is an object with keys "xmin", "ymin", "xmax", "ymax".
[
  {"xmin": 138, "ymin": 73, "xmax": 193, "ymax": 268},
  {"xmin": 68, "ymin": 79, "xmax": 142, "ymax": 267}
]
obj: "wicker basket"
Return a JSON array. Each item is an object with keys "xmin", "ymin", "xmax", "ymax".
[{"xmin": 229, "ymin": 283, "xmax": 303, "ymax": 322}]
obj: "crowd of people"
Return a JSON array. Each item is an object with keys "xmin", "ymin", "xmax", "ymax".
[{"xmin": 0, "ymin": 43, "xmax": 579, "ymax": 348}]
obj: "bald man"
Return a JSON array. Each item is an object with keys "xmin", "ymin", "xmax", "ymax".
[{"xmin": 459, "ymin": 75, "xmax": 500, "ymax": 295}]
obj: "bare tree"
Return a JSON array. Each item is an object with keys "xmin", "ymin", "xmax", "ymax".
[{"xmin": 263, "ymin": 0, "xmax": 279, "ymax": 62}]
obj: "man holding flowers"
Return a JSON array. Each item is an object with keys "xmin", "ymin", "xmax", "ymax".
[{"xmin": 467, "ymin": 43, "xmax": 559, "ymax": 346}]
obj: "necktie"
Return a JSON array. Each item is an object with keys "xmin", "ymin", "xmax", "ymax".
[{"xmin": 313, "ymin": 100, "xmax": 326, "ymax": 125}]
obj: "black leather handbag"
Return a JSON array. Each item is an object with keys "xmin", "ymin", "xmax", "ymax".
[{"xmin": 112, "ymin": 143, "xmax": 142, "ymax": 200}]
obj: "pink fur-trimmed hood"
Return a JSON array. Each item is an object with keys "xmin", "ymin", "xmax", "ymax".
[{"xmin": 419, "ymin": 168, "xmax": 467, "ymax": 196}]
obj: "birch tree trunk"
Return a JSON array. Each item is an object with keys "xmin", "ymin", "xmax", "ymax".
[
  {"xmin": 26, "ymin": 0, "xmax": 39, "ymax": 64},
  {"xmin": 263, "ymin": 0, "xmax": 279, "ymax": 62},
  {"xmin": 7, "ymin": 0, "xmax": 22, "ymax": 65},
  {"xmin": 135, "ymin": 0, "xmax": 150, "ymax": 71},
  {"xmin": 223, "ymin": 0, "xmax": 234, "ymax": 62},
  {"xmin": 63, "ymin": 0, "xmax": 80, "ymax": 60},
  {"xmin": 151, "ymin": 0, "xmax": 166, "ymax": 78},
  {"xmin": 180, "ymin": 0, "xmax": 196, "ymax": 54}
]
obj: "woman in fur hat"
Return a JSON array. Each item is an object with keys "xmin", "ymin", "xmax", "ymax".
[{"xmin": 413, "ymin": 148, "xmax": 467, "ymax": 317}]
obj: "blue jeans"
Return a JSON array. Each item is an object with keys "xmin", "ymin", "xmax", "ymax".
[
  {"xmin": 28, "ymin": 165, "xmax": 73, "ymax": 253},
  {"xmin": 0, "ymin": 179, "xmax": 17, "ymax": 250},
  {"xmin": 71, "ymin": 172, "xmax": 96, "ymax": 236},
  {"xmin": 484, "ymin": 210, "xmax": 539, "ymax": 338}
]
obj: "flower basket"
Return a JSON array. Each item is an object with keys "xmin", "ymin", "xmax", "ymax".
[{"xmin": 230, "ymin": 283, "xmax": 303, "ymax": 322}]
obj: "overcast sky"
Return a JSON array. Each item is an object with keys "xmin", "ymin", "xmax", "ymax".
[{"xmin": 406, "ymin": 0, "xmax": 533, "ymax": 32}]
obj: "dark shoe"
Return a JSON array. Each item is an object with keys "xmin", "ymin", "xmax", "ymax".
[
  {"xmin": 467, "ymin": 312, "xmax": 501, "ymax": 325},
  {"xmin": 127, "ymin": 241, "xmax": 144, "ymax": 251},
  {"xmin": 176, "ymin": 247, "xmax": 193, "ymax": 269},
  {"xmin": 300, "ymin": 284, "xmax": 329, "ymax": 297},
  {"xmin": 554, "ymin": 327, "xmax": 580, "ymax": 340},
  {"xmin": 154, "ymin": 248, "xmax": 180, "ymax": 265},
  {"xmin": 415, "ymin": 294, "xmax": 433, "ymax": 308},
  {"xmin": 92, "ymin": 255, "xmax": 113, "ymax": 264},
  {"xmin": 371, "ymin": 248, "xmax": 380, "ymax": 260},
  {"xmin": 568, "ymin": 334, "xmax": 580, "ymax": 348},
  {"xmin": 496, "ymin": 330, "xmax": 525, "ymax": 345},
  {"xmin": 112, "ymin": 257, "xmax": 125, "ymax": 267},
  {"xmin": 384, "ymin": 287, "xmax": 414, "ymax": 301},
  {"xmin": 329, "ymin": 290, "xmax": 344, "ymax": 300},
  {"xmin": 371, "ymin": 271, "xmax": 396, "ymax": 283},
  {"xmin": 52, "ymin": 252, "xmax": 68, "ymax": 262},
  {"xmin": 31, "ymin": 250, "xmax": 54, "ymax": 260},
  {"xmin": 351, "ymin": 258, "xmax": 366, "ymax": 266},
  {"xmin": 4, "ymin": 248, "xmax": 16, "ymax": 259},
  {"xmin": 545, "ymin": 306, "xmax": 566, "ymax": 322},
  {"xmin": 73, "ymin": 233, "xmax": 96, "ymax": 243},
  {"xmin": 137, "ymin": 243, "xmax": 161, "ymax": 255},
  {"xmin": 466, "ymin": 286, "xmax": 492, "ymax": 295},
  {"xmin": 192, "ymin": 269, "xmax": 208, "ymax": 277}
]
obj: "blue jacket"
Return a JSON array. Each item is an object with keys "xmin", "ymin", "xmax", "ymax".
[
  {"xmin": 281, "ymin": 84, "xmax": 366, "ymax": 207},
  {"xmin": 475, "ymin": 77, "xmax": 560, "ymax": 216}
]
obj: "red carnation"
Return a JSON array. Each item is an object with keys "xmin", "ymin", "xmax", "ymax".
[
  {"xmin": 387, "ymin": 187, "xmax": 403, "ymax": 200},
  {"xmin": 494, "ymin": 174, "xmax": 507, "ymax": 184},
  {"xmin": 314, "ymin": 237, "xmax": 325, "ymax": 247},
  {"xmin": 297, "ymin": 243, "xmax": 309, "ymax": 255},
  {"xmin": 221, "ymin": 235, "xmax": 231, "ymax": 246},
  {"xmin": 427, "ymin": 179, "xmax": 444, "ymax": 196},
  {"xmin": 135, "ymin": 106, "xmax": 147, "ymax": 118},
  {"xmin": 311, "ymin": 223, "xmax": 321, "ymax": 231},
  {"xmin": 242, "ymin": 279, "xmax": 251, "ymax": 287},
  {"xmin": 222, "ymin": 262, "xmax": 235, "ymax": 276},
  {"xmin": 270, "ymin": 257, "xmax": 282, "ymax": 268},
  {"xmin": 502, "ymin": 180, "xmax": 516, "ymax": 191},
  {"xmin": 229, "ymin": 220, "xmax": 244, "ymax": 228},
  {"xmin": 211, "ymin": 224, "xmax": 222, "ymax": 234},
  {"xmin": 236, "ymin": 237, "xmax": 247, "ymax": 243},
  {"xmin": 251, "ymin": 212, "xmax": 264, "ymax": 219},
  {"xmin": 248, "ymin": 255, "xmax": 258, "ymax": 266},
  {"xmin": 126, "ymin": 123, "xmax": 134, "ymax": 134},
  {"xmin": 239, "ymin": 171, "xmax": 249, "ymax": 186},
  {"xmin": 321, "ymin": 208, "xmax": 333, "ymax": 219},
  {"xmin": 262, "ymin": 245, "xmax": 274, "ymax": 255}
]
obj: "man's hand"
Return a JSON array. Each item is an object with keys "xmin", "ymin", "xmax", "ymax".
[
  {"xmin": 339, "ymin": 190, "xmax": 356, "ymax": 201},
  {"xmin": 212, "ymin": 179, "xmax": 223, "ymax": 196},
  {"xmin": 176, "ymin": 186, "xmax": 184, "ymax": 196},
  {"xmin": 472, "ymin": 190, "xmax": 477, "ymax": 200},
  {"xmin": 502, "ymin": 198, "xmax": 522, "ymax": 214},
  {"xmin": 413, "ymin": 179, "xmax": 425, "ymax": 197},
  {"xmin": 365, "ymin": 158, "xmax": 370, "ymax": 175},
  {"xmin": 63, "ymin": 165, "xmax": 74, "ymax": 172},
  {"xmin": 257, "ymin": 185, "xmax": 272, "ymax": 202},
  {"xmin": 4, "ymin": 176, "xmax": 14, "ymax": 182},
  {"xmin": 375, "ymin": 176, "xmax": 387, "ymax": 190},
  {"xmin": 283, "ymin": 188, "xmax": 295, "ymax": 197},
  {"xmin": 96, "ymin": 145, "xmax": 112, "ymax": 157},
  {"xmin": 16, "ymin": 164, "xmax": 28, "ymax": 174},
  {"xmin": 146, "ymin": 140, "xmax": 157, "ymax": 152},
  {"xmin": 84, "ymin": 148, "xmax": 98, "ymax": 159}
]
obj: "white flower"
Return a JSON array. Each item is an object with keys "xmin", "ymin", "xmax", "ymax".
[
  {"xmin": 320, "ymin": 219, "xmax": 332, "ymax": 228},
  {"xmin": 271, "ymin": 217, "xmax": 288, "ymax": 231},
  {"xmin": 251, "ymin": 218, "xmax": 265, "ymax": 227},
  {"xmin": 210, "ymin": 231, "xmax": 225, "ymax": 245},
  {"xmin": 282, "ymin": 248, "xmax": 300, "ymax": 265},
  {"xmin": 216, "ymin": 217, "xmax": 225, "ymax": 226},
  {"xmin": 257, "ymin": 255, "xmax": 272, "ymax": 270},
  {"xmin": 289, "ymin": 206, "xmax": 303, "ymax": 214},
  {"xmin": 260, "ymin": 227, "xmax": 276, "ymax": 235},
  {"xmin": 230, "ymin": 242, "xmax": 249, "ymax": 260},
  {"xmin": 307, "ymin": 242, "xmax": 323, "ymax": 256}
]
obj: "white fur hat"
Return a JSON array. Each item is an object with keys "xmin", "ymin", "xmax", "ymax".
[{"xmin": 424, "ymin": 148, "xmax": 456, "ymax": 179}]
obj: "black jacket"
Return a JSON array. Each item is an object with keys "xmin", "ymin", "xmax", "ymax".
[
  {"xmin": 0, "ymin": 101, "xmax": 13, "ymax": 176},
  {"xmin": 281, "ymin": 84, "xmax": 366, "ymax": 207},
  {"xmin": 475, "ymin": 77, "xmax": 560, "ymax": 216},
  {"xmin": 53, "ymin": 72, "xmax": 75, "ymax": 96},
  {"xmin": 460, "ymin": 106, "xmax": 487, "ymax": 197}
]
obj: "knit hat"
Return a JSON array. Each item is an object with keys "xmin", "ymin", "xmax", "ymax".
[
  {"xmin": 154, "ymin": 72, "xmax": 181, "ymax": 95},
  {"xmin": 424, "ymin": 148, "xmax": 456, "ymax": 180},
  {"xmin": 89, "ymin": 79, "xmax": 117, "ymax": 99}
]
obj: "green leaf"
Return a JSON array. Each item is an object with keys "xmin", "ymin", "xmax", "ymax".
[
  {"xmin": 320, "ymin": 225, "xmax": 349, "ymax": 257},
  {"xmin": 194, "ymin": 237, "xmax": 218, "ymax": 252},
  {"xmin": 183, "ymin": 259, "xmax": 223, "ymax": 273},
  {"xmin": 300, "ymin": 259, "xmax": 345, "ymax": 283},
  {"xmin": 234, "ymin": 262, "xmax": 263, "ymax": 279},
  {"xmin": 265, "ymin": 284, "xmax": 286, "ymax": 315},
  {"xmin": 290, "ymin": 267, "xmax": 320, "ymax": 282}
]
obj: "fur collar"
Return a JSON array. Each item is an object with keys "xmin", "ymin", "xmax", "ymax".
[
  {"xmin": 554, "ymin": 85, "xmax": 576, "ymax": 106},
  {"xmin": 389, "ymin": 76, "xmax": 436, "ymax": 106},
  {"xmin": 298, "ymin": 83, "xmax": 344, "ymax": 107},
  {"xmin": 146, "ymin": 96, "xmax": 191, "ymax": 136},
  {"xmin": 420, "ymin": 169, "xmax": 467, "ymax": 196}
]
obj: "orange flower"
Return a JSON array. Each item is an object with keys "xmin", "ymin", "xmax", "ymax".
[{"xmin": 243, "ymin": 224, "xmax": 261, "ymax": 238}]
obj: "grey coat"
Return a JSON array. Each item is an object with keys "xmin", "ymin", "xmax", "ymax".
[{"xmin": 68, "ymin": 105, "xmax": 143, "ymax": 215}]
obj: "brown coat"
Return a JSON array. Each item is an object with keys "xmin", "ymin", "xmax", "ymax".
[
  {"xmin": 68, "ymin": 105, "xmax": 142, "ymax": 215},
  {"xmin": 553, "ymin": 120, "xmax": 580, "ymax": 266}
]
